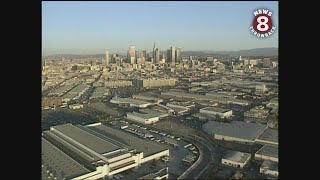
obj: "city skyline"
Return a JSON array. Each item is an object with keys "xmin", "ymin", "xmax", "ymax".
[{"xmin": 42, "ymin": 1, "xmax": 278, "ymax": 56}]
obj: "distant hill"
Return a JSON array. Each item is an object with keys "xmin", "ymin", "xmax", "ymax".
[
  {"xmin": 183, "ymin": 48, "xmax": 278, "ymax": 57},
  {"xmin": 43, "ymin": 48, "xmax": 278, "ymax": 59}
]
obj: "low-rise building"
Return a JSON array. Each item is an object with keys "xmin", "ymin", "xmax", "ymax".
[
  {"xmin": 110, "ymin": 97, "xmax": 153, "ymax": 108},
  {"xmin": 140, "ymin": 108, "xmax": 169, "ymax": 119},
  {"xmin": 105, "ymin": 81, "xmax": 132, "ymax": 88},
  {"xmin": 244, "ymin": 106, "xmax": 269, "ymax": 119},
  {"xmin": 69, "ymin": 104, "xmax": 84, "ymax": 109},
  {"xmin": 139, "ymin": 167, "xmax": 169, "ymax": 180},
  {"xmin": 256, "ymin": 84, "xmax": 267, "ymax": 93},
  {"xmin": 221, "ymin": 150, "xmax": 251, "ymax": 168},
  {"xmin": 255, "ymin": 144, "xmax": 278, "ymax": 162},
  {"xmin": 267, "ymin": 97, "xmax": 278, "ymax": 108},
  {"xmin": 260, "ymin": 160, "xmax": 278, "ymax": 177},
  {"xmin": 132, "ymin": 94, "xmax": 163, "ymax": 104},
  {"xmin": 202, "ymin": 121, "xmax": 267, "ymax": 144},
  {"xmin": 42, "ymin": 123, "xmax": 169, "ymax": 180},
  {"xmin": 255, "ymin": 128, "xmax": 278, "ymax": 146},
  {"xmin": 42, "ymin": 97, "xmax": 62, "ymax": 108},
  {"xmin": 166, "ymin": 101, "xmax": 195, "ymax": 110},
  {"xmin": 126, "ymin": 112, "xmax": 159, "ymax": 124},
  {"xmin": 133, "ymin": 78, "xmax": 176, "ymax": 88},
  {"xmin": 200, "ymin": 107, "xmax": 233, "ymax": 118}
]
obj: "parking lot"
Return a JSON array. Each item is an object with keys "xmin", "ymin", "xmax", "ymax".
[{"xmin": 111, "ymin": 120, "xmax": 200, "ymax": 178}]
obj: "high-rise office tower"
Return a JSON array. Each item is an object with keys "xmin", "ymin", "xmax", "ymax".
[
  {"xmin": 167, "ymin": 50, "xmax": 171, "ymax": 62},
  {"xmin": 136, "ymin": 50, "xmax": 143, "ymax": 59},
  {"xmin": 142, "ymin": 50, "xmax": 147, "ymax": 59},
  {"xmin": 153, "ymin": 42, "xmax": 160, "ymax": 64},
  {"xmin": 175, "ymin": 47, "xmax": 181, "ymax": 63},
  {"xmin": 160, "ymin": 52, "xmax": 165, "ymax": 63},
  {"xmin": 170, "ymin": 47, "xmax": 176, "ymax": 63},
  {"xmin": 128, "ymin": 45, "xmax": 135, "ymax": 64},
  {"xmin": 105, "ymin": 50, "xmax": 109, "ymax": 66},
  {"xmin": 155, "ymin": 48, "xmax": 159, "ymax": 64},
  {"xmin": 153, "ymin": 42, "xmax": 156, "ymax": 59},
  {"xmin": 263, "ymin": 58, "xmax": 271, "ymax": 67},
  {"xmin": 111, "ymin": 53, "xmax": 118, "ymax": 63}
]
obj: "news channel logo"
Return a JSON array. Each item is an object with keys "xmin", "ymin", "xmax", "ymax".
[{"xmin": 250, "ymin": 9, "xmax": 276, "ymax": 38}]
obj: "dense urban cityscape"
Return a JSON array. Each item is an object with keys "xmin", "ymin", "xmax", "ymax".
[{"xmin": 42, "ymin": 2, "xmax": 278, "ymax": 180}]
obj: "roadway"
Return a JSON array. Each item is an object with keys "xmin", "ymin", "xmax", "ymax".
[{"xmin": 143, "ymin": 120, "xmax": 223, "ymax": 179}]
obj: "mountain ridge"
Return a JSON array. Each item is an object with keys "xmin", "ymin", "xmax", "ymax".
[{"xmin": 42, "ymin": 47, "xmax": 278, "ymax": 58}]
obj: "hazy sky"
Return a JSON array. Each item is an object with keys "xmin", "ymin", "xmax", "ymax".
[{"xmin": 42, "ymin": 1, "xmax": 278, "ymax": 55}]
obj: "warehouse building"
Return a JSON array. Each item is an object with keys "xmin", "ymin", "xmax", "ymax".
[
  {"xmin": 42, "ymin": 123, "xmax": 169, "ymax": 180},
  {"xmin": 48, "ymin": 84, "xmax": 75, "ymax": 97},
  {"xmin": 221, "ymin": 150, "xmax": 251, "ymax": 168},
  {"xmin": 255, "ymin": 128, "xmax": 278, "ymax": 146},
  {"xmin": 105, "ymin": 81, "xmax": 132, "ymax": 88},
  {"xmin": 69, "ymin": 104, "xmax": 84, "ymax": 110},
  {"xmin": 205, "ymin": 91, "xmax": 236, "ymax": 99},
  {"xmin": 200, "ymin": 107, "xmax": 233, "ymax": 118},
  {"xmin": 132, "ymin": 94, "xmax": 163, "ymax": 104},
  {"xmin": 256, "ymin": 84, "xmax": 267, "ymax": 93},
  {"xmin": 166, "ymin": 101, "xmax": 195, "ymax": 110},
  {"xmin": 255, "ymin": 145, "xmax": 278, "ymax": 162},
  {"xmin": 140, "ymin": 108, "xmax": 169, "ymax": 119},
  {"xmin": 110, "ymin": 97, "xmax": 153, "ymax": 108},
  {"xmin": 161, "ymin": 91, "xmax": 250, "ymax": 106},
  {"xmin": 126, "ymin": 112, "xmax": 159, "ymax": 124},
  {"xmin": 267, "ymin": 97, "xmax": 278, "ymax": 108},
  {"xmin": 244, "ymin": 106, "xmax": 269, "ymax": 119},
  {"xmin": 260, "ymin": 160, "xmax": 278, "ymax": 177},
  {"xmin": 202, "ymin": 121, "xmax": 267, "ymax": 144},
  {"xmin": 89, "ymin": 87, "xmax": 106, "ymax": 100},
  {"xmin": 139, "ymin": 167, "xmax": 169, "ymax": 180},
  {"xmin": 133, "ymin": 78, "xmax": 176, "ymax": 88},
  {"xmin": 42, "ymin": 97, "xmax": 62, "ymax": 109}
]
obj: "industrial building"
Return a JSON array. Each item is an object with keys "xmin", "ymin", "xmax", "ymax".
[
  {"xmin": 61, "ymin": 84, "xmax": 90, "ymax": 102},
  {"xmin": 205, "ymin": 91, "xmax": 237, "ymax": 99},
  {"xmin": 221, "ymin": 150, "xmax": 251, "ymax": 168},
  {"xmin": 202, "ymin": 121, "xmax": 267, "ymax": 143},
  {"xmin": 132, "ymin": 94, "xmax": 163, "ymax": 104},
  {"xmin": 161, "ymin": 91, "xmax": 250, "ymax": 106},
  {"xmin": 200, "ymin": 107, "xmax": 233, "ymax": 118},
  {"xmin": 244, "ymin": 106, "xmax": 269, "ymax": 119},
  {"xmin": 255, "ymin": 145, "xmax": 278, "ymax": 162},
  {"xmin": 105, "ymin": 81, "xmax": 133, "ymax": 88},
  {"xmin": 71, "ymin": 64, "xmax": 91, "ymax": 71},
  {"xmin": 138, "ymin": 167, "xmax": 169, "ymax": 180},
  {"xmin": 255, "ymin": 128, "xmax": 278, "ymax": 146},
  {"xmin": 126, "ymin": 111, "xmax": 159, "ymax": 124},
  {"xmin": 139, "ymin": 108, "xmax": 169, "ymax": 119},
  {"xmin": 42, "ymin": 123, "xmax": 169, "ymax": 180},
  {"xmin": 166, "ymin": 101, "xmax": 195, "ymax": 110},
  {"xmin": 133, "ymin": 78, "xmax": 176, "ymax": 88},
  {"xmin": 267, "ymin": 97, "xmax": 278, "ymax": 108},
  {"xmin": 260, "ymin": 160, "xmax": 278, "ymax": 177},
  {"xmin": 48, "ymin": 84, "xmax": 75, "ymax": 97},
  {"xmin": 42, "ymin": 97, "xmax": 62, "ymax": 109},
  {"xmin": 256, "ymin": 84, "xmax": 267, "ymax": 93},
  {"xmin": 110, "ymin": 97, "xmax": 153, "ymax": 108},
  {"xmin": 69, "ymin": 104, "xmax": 84, "ymax": 109},
  {"xmin": 90, "ymin": 87, "xmax": 106, "ymax": 100}
]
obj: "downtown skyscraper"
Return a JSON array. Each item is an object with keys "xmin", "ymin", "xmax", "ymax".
[
  {"xmin": 170, "ymin": 47, "xmax": 176, "ymax": 63},
  {"xmin": 128, "ymin": 45, "xmax": 136, "ymax": 64},
  {"xmin": 105, "ymin": 50, "xmax": 109, "ymax": 66},
  {"xmin": 153, "ymin": 42, "xmax": 160, "ymax": 64}
]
